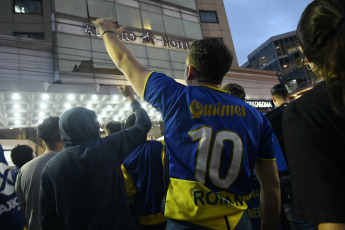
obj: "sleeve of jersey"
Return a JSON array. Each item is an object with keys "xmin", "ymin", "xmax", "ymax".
[
  {"xmin": 257, "ymin": 115, "xmax": 276, "ymax": 161},
  {"xmin": 142, "ymin": 72, "xmax": 183, "ymax": 113}
]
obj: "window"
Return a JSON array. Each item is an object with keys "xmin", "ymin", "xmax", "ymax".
[
  {"xmin": 14, "ymin": 32, "xmax": 44, "ymax": 40},
  {"xmin": 14, "ymin": 0, "xmax": 42, "ymax": 14},
  {"xmin": 199, "ymin": 11, "xmax": 218, "ymax": 23}
]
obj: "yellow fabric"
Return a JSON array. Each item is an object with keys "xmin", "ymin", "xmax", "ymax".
[
  {"xmin": 257, "ymin": 157, "xmax": 276, "ymax": 161},
  {"xmin": 142, "ymin": 71, "xmax": 156, "ymax": 98},
  {"xmin": 140, "ymin": 212, "xmax": 167, "ymax": 225},
  {"xmin": 200, "ymin": 85, "xmax": 227, "ymax": 93},
  {"xmin": 121, "ymin": 164, "xmax": 136, "ymax": 199},
  {"xmin": 164, "ymin": 178, "xmax": 251, "ymax": 229},
  {"xmin": 159, "ymin": 140, "xmax": 165, "ymax": 165}
]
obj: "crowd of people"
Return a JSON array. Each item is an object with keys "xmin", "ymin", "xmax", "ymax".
[{"xmin": 0, "ymin": 0, "xmax": 344, "ymax": 229}]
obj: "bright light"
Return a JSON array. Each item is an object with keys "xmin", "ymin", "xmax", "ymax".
[
  {"xmin": 107, "ymin": 105, "xmax": 112, "ymax": 109},
  {"xmin": 156, "ymin": 114, "xmax": 162, "ymax": 119},
  {"xmin": 125, "ymin": 103, "xmax": 130, "ymax": 108},
  {"xmin": 92, "ymin": 95, "xmax": 98, "ymax": 100},
  {"xmin": 283, "ymin": 65, "xmax": 288, "ymax": 68},
  {"xmin": 119, "ymin": 111, "xmax": 124, "ymax": 115},
  {"xmin": 97, "ymin": 117, "xmax": 102, "ymax": 122},
  {"xmin": 14, "ymin": 113, "xmax": 20, "ymax": 117},
  {"xmin": 13, "ymin": 104, "xmax": 20, "ymax": 109},
  {"xmin": 261, "ymin": 56, "xmax": 265, "ymax": 59},
  {"xmin": 38, "ymin": 119, "xmax": 43, "ymax": 124},
  {"xmin": 12, "ymin": 93, "xmax": 20, "ymax": 100},
  {"xmin": 42, "ymin": 94, "xmax": 49, "ymax": 100},
  {"xmin": 39, "ymin": 112, "xmax": 45, "ymax": 117},
  {"xmin": 15, "ymin": 121, "xmax": 21, "ymax": 125},
  {"xmin": 65, "ymin": 103, "xmax": 71, "ymax": 109},
  {"xmin": 68, "ymin": 94, "xmax": 75, "ymax": 100},
  {"xmin": 113, "ymin": 95, "xmax": 119, "ymax": 100},
  {"xmin": 294, "ymin": 94, "xmax": 298, "ymax": 97},
  {"xmin": 40, "ymin": 103, "xmax": 47, "ymax": 109},
  {"xmin": 87, "ymin": 104, "xmax": 92, "ymax": 109},
  {"xmin": 113, "ymin": 117, "xmax": 118, "ymax": 121},
  {"xmin": 102, "ymin": 111, "xmax": 107, "ymax": 116},
  {"xmin": 276, "ymin": 46, "xmax": 280, "ymax": 49}
]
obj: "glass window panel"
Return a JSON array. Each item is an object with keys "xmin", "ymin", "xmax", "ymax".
[
  {"xmin": 55, "ymin": 0, "xmax": 87, "ymax": 18},
  {"xmin": 116, "ymin": 4, "xmax": 142, "ymax": 29},
  {"xmin": 88, "ymin": 0, "xmax": 116, "ymax": 20},
  {"xmin": 163, "ymin": 16, "xmax": 185, "ymax": 37},
  {"xmin": 183, "ymin": 20, "xmax": 202, "ymax": 40},
  {"xmin": 141, "ymin": 10, "xmax": 165, "ymax": 33},
  {"xmin": 146, "ymin": 47, "xmax": 170, "ymax": 61},
  {"xmin": 171, "ymin": 62, "xmax": 185, "ymax": 70},
  {"xmin": 179, "ymin": 0, "xmax": 196, "ymax": 10},
  {"xmin": 56, "ymin": 33, "xmax": 92, "ymax": 72},
  {"xmin": 163, "ymin": 0, "xmax": 179, "ymax": 5},
  {"xmin": 199, "ymin": 11, "xmax": 218, "ymax": 23},
  {"xmin": 14, "ymin": 32, "xmax": 44, "ymax": 40},
  {"xmin": 149, "ymin": 59, "xmax": 171, "ymax": 69},
  {"xmin": 123, "ymin": 43, "xmax": 147, "ymax": 59},
  {"xmin": 14, "ymin": 0, "xmax": 42, "ymax": 14},
  {"xmin": 169, "ymin": 50, "xmax": 187, "ymax": 63}
]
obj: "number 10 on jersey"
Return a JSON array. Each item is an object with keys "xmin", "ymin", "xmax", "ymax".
[{"xmin": 189, "ymin": 126, "xmax": 243, "ymax": 189}]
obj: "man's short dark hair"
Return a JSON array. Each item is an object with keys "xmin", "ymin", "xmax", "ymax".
[
  {"xmin": 271, "ymin": 84, "xmax": 289, "ymax": 99},
  {"xmin": 222, "ymin": 83, "xmax": 246, "ymax": 101},
  {"xmin": 37, "ymin": 116, "xmax": 60, "ymax": 149},
  {"xmin": 104, "ymin": 120, "xmax": 122, "ymax": 134},
  {"xmin": 124, "ymin": 113, "xmax": 136, "ymax": 129},
  {"xmin": 10, "ymin": 145, "xmax": 33, "ymax": 168},
  {"xmin": 188, "ymin": 38, "xmax": 233, "ymax": 85}
]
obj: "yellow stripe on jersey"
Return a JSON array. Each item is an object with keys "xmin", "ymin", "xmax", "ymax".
[
  {"xmin": 142, "ymin": 71, "xmax": 156, "ymax": 99},
  {"xmin": 200, "ymin": 85, "xmax": 228, "ymax": 93},
  {"xmin": 257, "ymin": 157, "xmax": 276, "ymax": 161},
  {"xmin": 164, "ymin": 178, "xmax": 251, "ymax": 229},
  {"xmin": 140, "ymin": 213, "xmax": 167, "ymax": 226}
]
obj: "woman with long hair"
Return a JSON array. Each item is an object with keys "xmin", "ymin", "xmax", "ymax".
[{"xmin": 283, "ymin": 0, "xmax": 345, "ymax": 229}]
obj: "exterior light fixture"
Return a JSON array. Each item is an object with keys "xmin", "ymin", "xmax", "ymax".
[
  {"xmin": 14, "ymin": 104, "xmax": 20, "ymax": 109},
  {"xmin": 42, "ymin": 94, "xmax": 49, "ymax": 100},
  {"xmin": 13, "ymin": 93, "xmax": 20, "ymax": 100},
  {"xmin": 40, "ymin": 103, "xmax": 47, "ymax": 109},
  {"xmin": 92, "ymin": 95, "xmax": 98, "ymax": 100},
  {"xmin": 65, "ymin": 103, "xmax": 71, "ymax": 109},
  {"xmin": 68, "ymin": 94, "xmax": 75, "ymax": 100}
]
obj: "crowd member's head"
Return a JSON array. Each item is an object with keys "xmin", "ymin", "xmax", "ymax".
[
  {"xmin": 59, "ymin": 107, "xmax": 100, "ymax": 146},
  {"xmin": 38, "ymin": 116, "xmax": 63, "ymax": 152},
  {"xmin": 104, "ymin": 120, "xmax": 122, "ymax": 135},
  {"xmin": 10, "ymin": 145, "xmax": 34, "ymax": 168},
  {"xmin": 186, "ymin": 38, "xmax": 233, "ymax": 86},
  {"xmin": 297, "ymin": 0, "xmax": 345, "ymax": 114},
  {"xmin": 124, "ymin": 113, "xmax": 136, "ymax": 129},
  {"xmin": 270, "ymin": 84, "xmax": 289, "ymax": 107},
  {"xmin": 222, "ymin": 83, "xmax": 246, "ymax": 101}
]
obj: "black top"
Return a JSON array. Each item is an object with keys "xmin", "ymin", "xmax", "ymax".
[
  {"xmin": 282, "ymin": 81, "xmax": 345, "ymax": 223},
  {"xmin": 265, "ymin": 103, "xmax": 289, "ymax": 164},
  {"xmin": 39, "ymin": 102, "xmax": 152, "ymax": 230}
]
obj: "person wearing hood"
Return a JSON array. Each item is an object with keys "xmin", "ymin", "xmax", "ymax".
[{"xmin": 38, "ymin": 86, "xmax": 152, "ymax": 230}]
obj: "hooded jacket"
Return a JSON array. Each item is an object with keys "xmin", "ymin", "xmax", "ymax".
[{"xmin": 39, "ymin": 101, "xmax": 151, "ymax": 230}]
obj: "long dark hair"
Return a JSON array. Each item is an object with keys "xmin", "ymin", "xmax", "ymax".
[{"xmin": 297, "ymin": 0, "xmax": 345, "ymax": 115}]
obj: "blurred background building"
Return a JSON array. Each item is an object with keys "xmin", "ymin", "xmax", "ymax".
[
  {"xmin": 242, "ymin": 31, "xmax": 318, "ymax": 94},
  {"xmin": 0, "ymin": 0, "xmax": 279, "ymax": 163}
]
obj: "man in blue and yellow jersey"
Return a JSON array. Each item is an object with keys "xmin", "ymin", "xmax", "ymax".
[{"xmin": 93, "ymin": 19, "xmax": 280, "ymax": 230}]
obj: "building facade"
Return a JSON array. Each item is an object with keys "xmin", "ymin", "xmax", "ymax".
[
  {"xmin": 0, "ymin": 0, "xmax": 279, "ymax": 158},
  {"xmin": 242, "ymin": 31, "xmax": 317, "ymax": 93}
]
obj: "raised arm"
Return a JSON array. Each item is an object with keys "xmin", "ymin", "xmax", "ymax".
[
  {"xmin": 254, "ymin": 159, "xmax": 281, "ymax": 230},
  {"xmin": 92, "ymin": 19, "xmax": 151, "ymax": 97}
]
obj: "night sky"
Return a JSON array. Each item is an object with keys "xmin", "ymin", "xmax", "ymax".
[{"xmin": 224, "ymin": 0, "xmax": 313, "ymax": 66}]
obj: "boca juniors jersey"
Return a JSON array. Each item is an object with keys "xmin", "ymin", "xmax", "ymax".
[{"xmin": 143, "ymin": 72, "xmax": 275, "ymax": 229}]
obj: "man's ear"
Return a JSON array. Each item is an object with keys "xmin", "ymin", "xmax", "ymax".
[
  {"xmin": 186, "ymin": 66, "xmax": 197, "ymax": 81},
  {"xmin": 272, "ymin": 96, "xmax": 276, "ymax": 102}
]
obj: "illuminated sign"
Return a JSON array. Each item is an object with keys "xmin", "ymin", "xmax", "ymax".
[
  {"xmin": 246, "ymin": 100, "xmax": 274, "ymax": 109},
  {"xmin": 85, "ymin": 25, "xmax": 191, "ymax": 50}
]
